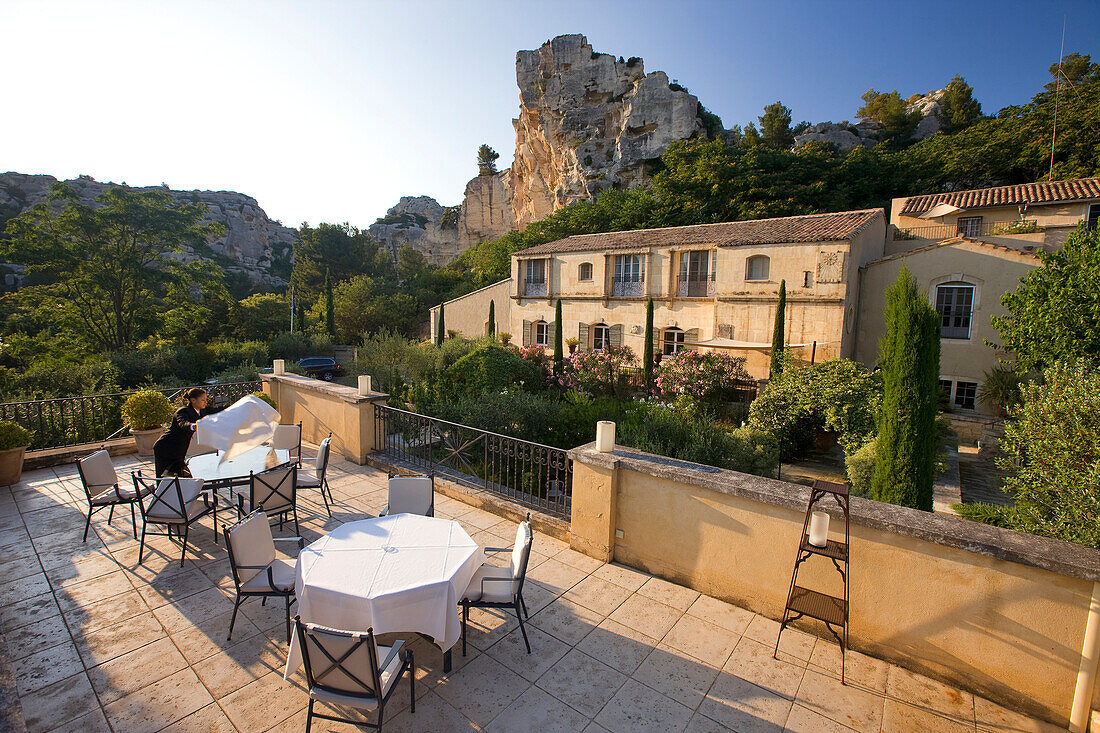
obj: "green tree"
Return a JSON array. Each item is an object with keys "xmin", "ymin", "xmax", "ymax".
[
  {"xmin": 2, "ymin": 183, "xmax": 222, "ymax": 351},
  {"xmin": 857, "ymin": 88, "xmax": 921, "ymax": 142},
  {"xmin": 936, "ymin": 75, "xmax": 982, "ymax": 133},
  {"xmin": 553, "ymin": 299, "xmax": 563, "ymax": 373},
  {"xmin": 487, "ymin": 299, "xmax": 496, "ymax": 337},
  {"xmin": 477, "ymin": 144, "xmax": 500, "ymax": 176},
  {"xmin": 770, "ymin": 280, "xmax": 786, "ymax": 378},
  {"xmin": 233, "ymin": 293, "xmax": 288, "ymax": 340},
  {"xmin": 397, "ymin": 244, "xmax": 426, "ymax": 282},
  {"xmin": 436, "ymin": 302, "xmax": 445, "ymax": 346},
  {"xmin": 993, "ymin": 225, "xmax": 1100, "ymax": 371},
  {"xmin": 643, "ymin": 298, "xmax": 654, "ymax": 387},
  {"xmin": 292, "ymin": 222, "xmax": 384, "ymax": 305},
  {"xmin": 741, "ymin": 122, "xmax": 762, "ymax": 148},
  {"xmin": 324, "ymin": 269, "xmax": 336, "ymax": 338},
  {"xmin": 871, "ymin": 267, "xmax": 941, "ymax": 510},
  {"xmin": 759, "ymin": 101, "xmax": 794, "ymax": 150}
]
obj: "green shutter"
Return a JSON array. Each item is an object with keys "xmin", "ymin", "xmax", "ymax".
[
  {"xmin": 522, "ymin": 320, "xmax": 532, "ymax": 346},
  {"xmin": 578, "ymin": 323, "xmax": 590, "ymax": 351},
  {"xmin": 684, "ymin": 328, "xmax": 700, "ymax": 349},
  {"xmin": 609, "ymin": 324, "xmax": 623, "ymax": 349}
]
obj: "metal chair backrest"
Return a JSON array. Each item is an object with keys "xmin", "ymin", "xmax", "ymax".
[
  {"xmin": 225, "ymin": 510, "xmax": 275, "ymax": 587},
  {"xmin": 296, "ymin": 620, "xmax": 383, "ymax": 702},
  {"xmin": 77, "ymin": 450, "xmax": 118, "ymax": 499},
  {"xmin": 141, "ymin": 476, "xmax": 203, "ymax": 522},
  {"xmin": 510, "ymin": 518, "xmax": 533, "ymax": 599},
  {"xmin": 249, "ymin": 464, "xmax": 297, "ymax": 516},
  {"xmin": 272, "ymin": 423, "xmax": 302, "ymax": 461},
  {"xmin": 387, "ymin": 474, "xmax": 433, "ymax": 516}
]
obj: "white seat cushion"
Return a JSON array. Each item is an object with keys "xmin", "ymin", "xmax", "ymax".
[
  {"xmin": 463, "ymin": 563, "xmax": 515, "ymax": 604},
  {"xmin": 307, "ymin": 644, "xmax": 403, "ymax": 709},
  {"xmin": 296, "ymin": 473, "xmax": 321, "ymax": 488},
  {"xmin": 241, "ymin": 558, "xmax": 295, "ymax": 592}
]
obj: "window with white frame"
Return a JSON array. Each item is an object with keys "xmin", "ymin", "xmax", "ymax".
[
  {"xmin": 662, "ymin": 327, "xmax": 685, "ymax": 356},
  {"xmin": 591, "ymin": 323, "xmax": 610, "ymax": 351},
  {"xmin": 956, "ymin": 216, "xmax": 983, "ymax": 238},
  {"xmin": 534, "ymin": 321, "xmax": 549, "ymax": 346},
  {"xmin": 936, "ymin": 284, "xmax": 974, "ymax": 339},
  {"xmin": 613, "ymin": 254, "xmax": 644, "ymax": 282},
  {"xmin": 525, "ymin": 259, "xmax": 546, "ymax": 284},
  {"xmin": 954, "ymin": 381, "xmax": 977, "ymax": 410},
  {"xmin": 746, "ymin": 255, "xmax": 770, "ymax": 281},
  {"xmin": 579, "ymin": 262, "xmax": 593, "ymax": 281}
]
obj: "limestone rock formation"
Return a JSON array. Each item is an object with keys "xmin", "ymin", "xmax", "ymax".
[
  {"xmin": 906, "ymin": 88, "xmax": 946, "ymax": 139},
  {"xmin": 509, "ymin": 34, "xmax": 705, "ymax": 226},
  {"xmin": 0, "ymin": 172, "xmax": 296, "ymax": 287},
  {"xmin": 794, "ymin": 88, "xmax": 947, "ymax": 151}
]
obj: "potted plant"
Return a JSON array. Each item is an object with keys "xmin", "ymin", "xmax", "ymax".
[
  {"xmin": 565, "ymin": 337, "xmax": 580, "ymax": 355},
  {"xmin": 0, "ymin": 421, "xmax": 32, "ymax": 485},
  {"xmin": 499, "ymin": 332, "xmax": 512, "ymax": 346},
  {"xmin": 121, "ymin": 390, "xmax": 175, "ymax": 456}
]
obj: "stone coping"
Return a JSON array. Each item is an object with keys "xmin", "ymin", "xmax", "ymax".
[
  {"xmin": 261, "ymin": 373, "xmax": 388, "ymax": 405},
  {"xmin": 570, "ymin": 442, "xmax": 1100, "ymax": 583}
]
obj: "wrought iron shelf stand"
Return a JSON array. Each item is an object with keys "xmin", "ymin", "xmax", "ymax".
[{"xmin": 775, "ymin": 479, "xmax": 850, "ymax": 683}]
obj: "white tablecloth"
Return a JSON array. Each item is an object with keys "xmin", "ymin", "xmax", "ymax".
[{"xmin": 284, "ymin": 514, "xmax": 483, "ymax": 677}]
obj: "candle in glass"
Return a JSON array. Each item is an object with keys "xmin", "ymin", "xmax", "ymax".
[{"xmin": 808, "ymin": 511, "xmax": 830, "ymax": 547}]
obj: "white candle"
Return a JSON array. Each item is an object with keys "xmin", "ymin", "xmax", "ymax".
[
  {"xmin": 358, "ymin": 375, "xmax": 373, "ymax": 396},
  {"xmin": 595, "ymin": 421, "xmax": 616, "ymax": 453},
  {"xmin": 273, "ymin": 359, "xmax": 285, "ymax": 375},
  {"xmin": 808, "ymin": 511, "xmax": 830, "ymax": 548}
]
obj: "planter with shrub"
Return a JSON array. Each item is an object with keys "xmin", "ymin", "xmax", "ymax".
[
  {"xmin": 121, "ymin": 390, "xmax": 175, "ymax": 456},
  {"xmin": 0, "ymin": 421, "xmax": 32, "ymax": 485}
]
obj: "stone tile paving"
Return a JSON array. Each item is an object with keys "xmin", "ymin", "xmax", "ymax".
[
  {"xmin": 958, "ymin": 445, "xmax": 1014, "ymax": 507},
  {"xmin": 0, "ymin": 448, "xmax": 1063, "ymax": 732}
]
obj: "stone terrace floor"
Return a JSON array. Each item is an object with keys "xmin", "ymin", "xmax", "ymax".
[{"xmin": 0, "ymin": 448, "xmax": 1063, "ymax": 733}]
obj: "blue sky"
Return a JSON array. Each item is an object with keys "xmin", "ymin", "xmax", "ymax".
[{"xmin": 2, "ymin": 0, "xmax": 1097, "ymax": 229}]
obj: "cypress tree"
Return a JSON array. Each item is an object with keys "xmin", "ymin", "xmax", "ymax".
[
  {"xmin": 643, "ymin": 298, "xmax": 654, "ymax": 387},
  {"xmin": 553, "ymin": 298, "xmax": 563, "ymax": 372},
  {"xmin": 770, "ymin": 280, "xmax": 786, "ymax": 378},
  {"xmin": 871, "ymin": 266, "xmax": 941, "ymax": 510},
  {"xmin": 324, "ymin": 269, "xmax": 335, "ymax": 338},
  {"xmin": 487, "ymin": 299, "xmax": 496, "ymax": 337},
  {"xmin": 435, "ymin": 302, "xmax": 445, "ymax": 346}
]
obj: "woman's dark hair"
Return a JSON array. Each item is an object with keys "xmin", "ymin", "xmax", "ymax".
[{"xmin": 184, "ymin": 388, "xmax": 207, "ymax": 402}]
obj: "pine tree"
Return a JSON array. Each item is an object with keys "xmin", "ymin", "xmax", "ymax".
[
  {"xmin": 487, "ymin": 299, "xmax": 496, "ymax": 337},
  {"xmin": 871, "ymin": 266, "xmax": 941, "ymax": 510},
  {"xmin": 435, "ymin": 302, "xmax": 445, "ymax": 347},
  {"xmin": 770, "ymin": 280, "xmax": 786, "ymax": 378},
  {"xmin": 643, "ymin": 298, "xmax": 655, "ymax": 387},
  {"xmin": 324, "ymin": 269, "xmax": 335, "ymax": 338},
  {"xmin": 759, "ymin": 102, "xmax": 794, "ymax": 150},
  {"xmin": 553, "ymin": 299, "xmax": 564, "ymax": 372}
]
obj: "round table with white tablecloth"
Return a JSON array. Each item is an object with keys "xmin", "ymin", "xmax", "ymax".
[{"xmin": 284, "ymin": 514, "xmax": 483, "ymax": 678}]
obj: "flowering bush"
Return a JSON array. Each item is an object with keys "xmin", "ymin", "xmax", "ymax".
[
  {"xmin": 514, "ymin": 344, "xmax": 551, "ymax": 375},
  {"xmin": 555, "ymin": 346, "xmax": 637, "ymax": 397},
  {"xmin": 656, "ymin": 350, "xmax": 751, "ymax": 405}
]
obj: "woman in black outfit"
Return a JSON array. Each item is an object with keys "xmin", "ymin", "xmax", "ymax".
[{"xmin": 153, "ymin": 388, "xmax": 222, "ymax": 477}]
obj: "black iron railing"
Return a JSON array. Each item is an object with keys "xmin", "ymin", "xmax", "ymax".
[
  {"xmin": 373, "ymin": 404, "xmax": 572, "ymax": 519},
  {"xmin": 0, "ymin": 381, "xmax": 262, "ymax": 451},
  {"xmin": 894, "ymin": 220, "xmax": 1043, "ymax": 241}
]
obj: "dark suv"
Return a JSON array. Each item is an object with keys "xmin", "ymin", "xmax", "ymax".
[{"xmin": 297, "ymin": 357, "xmax": 343, "ymax": 381}]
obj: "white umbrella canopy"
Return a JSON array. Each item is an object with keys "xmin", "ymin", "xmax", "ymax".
[{"xmin": 918, "ymin": 203, "xmax": 964, "ymax": 220}]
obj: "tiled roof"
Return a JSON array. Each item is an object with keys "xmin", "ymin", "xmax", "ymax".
[
  {"xmin": 867, "ymin": 236, "xmax": 1041, "ymax": 266},
  {"xmin": 899, "ymin": 178, "xmax": 1100, "ymax": 216},
  {"xmin": 513, "ymin": 209, "xmax": 884, "ymax": 256}
]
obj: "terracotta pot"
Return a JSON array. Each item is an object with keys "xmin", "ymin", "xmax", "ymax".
[
  {"xmin": 132, "ymin": 427, "xmax": 163, "ymax": 456},
  {"xmin": 0, "ymin": 446, "xmax": 27, "ymax": 486}
]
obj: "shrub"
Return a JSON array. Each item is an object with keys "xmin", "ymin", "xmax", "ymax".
[
  {"xmin": 120, "ymin": 389, "xmax": 175, "ymax": 431},
  {"xmin": 953, "ymin": 502, "xmax": 1018, "ymax": 528},
  {"xmin": 12, "ymin": 358, "xmax": 121, "ymax": 400},
  {"xmin": 210, "ymin": 341, "xmax": 269, "ymax": 372},
  {"xmin": 657, "ymin": 350, "xmax": 751, "ymax": 406},
  {"xmin": 269, "ymin": 332, "xmax": 313, "ymax": 362},
  {"xmin": 0, "ymin": 421, "xmax": 32, "ymax": 450},
  {"xmin": 439, "ymin": 345, "xmax": 544, "ymax": 401},
  {"xmin": 560, "ymin": 346, "xmax": 637, "ymax": 397},
  {"xmin": 844, "ymin": 438, "xmax": 877, "ymax": 497},
  {"xmin": 250, "ymin": 391, "xmax": 277, "ymax": 409},
  {"xmin": 429, "ymin": 390, "xmax": 566, "ymax": 446}
]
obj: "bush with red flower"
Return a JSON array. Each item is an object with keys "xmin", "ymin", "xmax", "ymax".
[
  {"xmin": 556, "ymin": 346, "xmax": 637, "ymax": 397},
  {"xmin": 656, "ymin": 350, "xmax": 752, "ymax": 406}
]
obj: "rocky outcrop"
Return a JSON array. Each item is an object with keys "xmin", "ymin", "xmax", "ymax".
[
  {"xmin": 0, "ymin": 172, "xmax": 296, "ymax": 287},
  {"xmin": 794, "ymin": 88, "xmax": 947, "ymax": 151},
  {"xmin": 907, "ymin": 88, "xmax": 946, "ymax": 139},
  {"xmin": 509, "ymin": 34, "xmax": 705, "ymax": 226}
]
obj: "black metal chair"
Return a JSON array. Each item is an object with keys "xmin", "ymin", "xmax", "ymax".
[
  {"xmin": 133, "ymin": 474, "xmax": 218, "ymax": 567},
  {"xmin": 379, "ymin": 473, "xmax": 434, "ymax": 517},
  {"xmin": 225, "ymin": 510, "xmax": 302, "ymax": 642},
  {"xmin": 238, "ymin": 463, "xmax": 299, "ymax": 535},
  {"xmin": 295, "ymin": 618, "xmax": 415, "ymax": 732},
  {"xmin": 461, "ymin": 514, "xmax": 533, "ymax": 655},
  {"xmin": 296, "ymin": 435, "xmax": 334, "ymax": 517},
  {"xmin": 75, "ymin": 449, "xmax": 150, "ymax": 542}
]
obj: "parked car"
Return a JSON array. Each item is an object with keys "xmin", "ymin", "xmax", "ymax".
[{"xmin": 297, "ymin": 357, "xmax": 343, "ymax": 381}]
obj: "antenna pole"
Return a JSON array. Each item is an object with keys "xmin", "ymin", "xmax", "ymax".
[{"xmin": 1049, "ymin": 15, "xmax": 1066, "ymax": 180}]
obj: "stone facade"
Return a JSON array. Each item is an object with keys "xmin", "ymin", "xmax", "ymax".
[{"xmin": 428, "ymin": 279, "xmax": 512, "ymax": 341}]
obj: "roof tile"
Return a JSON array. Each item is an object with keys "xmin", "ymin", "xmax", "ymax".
[{"xmin": 899, "ymin": 178, "xmax": 1100, "ymax": 216}]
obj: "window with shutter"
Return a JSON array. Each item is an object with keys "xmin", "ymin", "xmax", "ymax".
[
  {"xmin": 592, "ymin": 324, "xmax": 611, "ymax": 351},
  {"xmin": 609, "ymin": 324, "xmax": 623, "ymax": 348},
  {"xmin": 662, "ymin": 328, "xmax": 685, "ymax": 355},
  {"xmin": 684, "ymin": 328, "xmax": 700, "ymax": 350},
  {"xmin": 578, "ymin": 323, "xmax": 590, "ymax": 351},
  {"xmin": 534, "ymin": 321, "xmax": 549, "ymax": 346},
  {"xmin": 521, "ymin": 319, "xmax": 532, "ymax": 346}
]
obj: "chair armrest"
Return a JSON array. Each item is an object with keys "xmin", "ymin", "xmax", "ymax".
[
  {"xmin": 378, "ymin": 639, "xmax": 405, "ymax": 672},
  {"xmin": 484, "ymin": 546, "xmax": 511, "ymax": 554},
  {"xmin": 378, "ymin": 505, "xmax": 389, "ymax": 517},
  {"xmin": 273, "ymin": 536, "xmax": 306, "ymax": 551}
]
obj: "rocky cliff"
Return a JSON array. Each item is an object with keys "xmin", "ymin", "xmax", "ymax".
[
  {"xmin": 793, "ymin": 88, "xmax": 946, "ymax": 152},
  {"xmin": 0, "ymin": 172, "xmax": 296, "ymax": 287}
]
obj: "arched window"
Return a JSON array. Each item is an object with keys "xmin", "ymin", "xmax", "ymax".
[
  {"xmin": 746, "ymin": 255, "xmax": 770, "ymax": 281},
  {"xmin": 591, "ymin": 323, "xmax": 611, "ymax": 351},
  {"xmin": 532, "ymin": 320, "xmax": 550, "ymax": 346},
  {"xmin": 662, "ymin": 327, "xmax": 685, "ymax": 356},
  {"xmin": 935, "ymin": 282, "xmax": 975, "ymax": 339},
  {"xmin": 578, "ymin": 262, "xmax": 593, "ymax": 281}
]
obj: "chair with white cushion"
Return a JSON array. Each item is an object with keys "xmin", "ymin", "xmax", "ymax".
[
  {"xmin": 460, "ymin": 514, "xmax": 533, "ymax": 656},
  {"xmin": 133, "ymin": 475, "xmax": 218, "ymax": 567},
  {"xmin": 379, "ymin": 474, "xmax": 434, "ymax": 517},
  {"xmin": 225, "ymin": 510, "xmax": 302, "ymax": 642},
  {"xmin": 76, "ymin": 449, "xmax": 150, "ymax": 542},
  {"xmin": 296, "ymin": 434, "xmax": 333, "ymax": 516},
  {"xmin": 271, "ymin": 422, "xmax": 302, "ymax": 465},
  {"xmin": 295, "ymin": 619, "xmax": 415, "ymax": 732}
]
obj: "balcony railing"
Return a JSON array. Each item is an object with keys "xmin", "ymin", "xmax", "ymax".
[
  {"xmin": 676, "ymin": 279, "xmax": 715, "ymax": 298},
  {"xmin": 373, "ymin": 404, "xmax": 572, "ymax": 518},
  {"xmin": 894, "ymin": 220, "xmax": 1043, "ymax": 241},
  {"xmin": 611, "ymin": 279, "xmax": 645, "ymax": 297},
  {"xmin": 0, "ymin": 381, "xmax": 262, "ymax": 451},
  {"xmin": 522, "ymin": 279, "xmax": 548, "ymax": 297}
]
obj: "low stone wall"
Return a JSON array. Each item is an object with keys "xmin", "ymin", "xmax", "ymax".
[{"xmin": 568, "ymin": 443, "xmax": 1100, "ymax": 727}]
